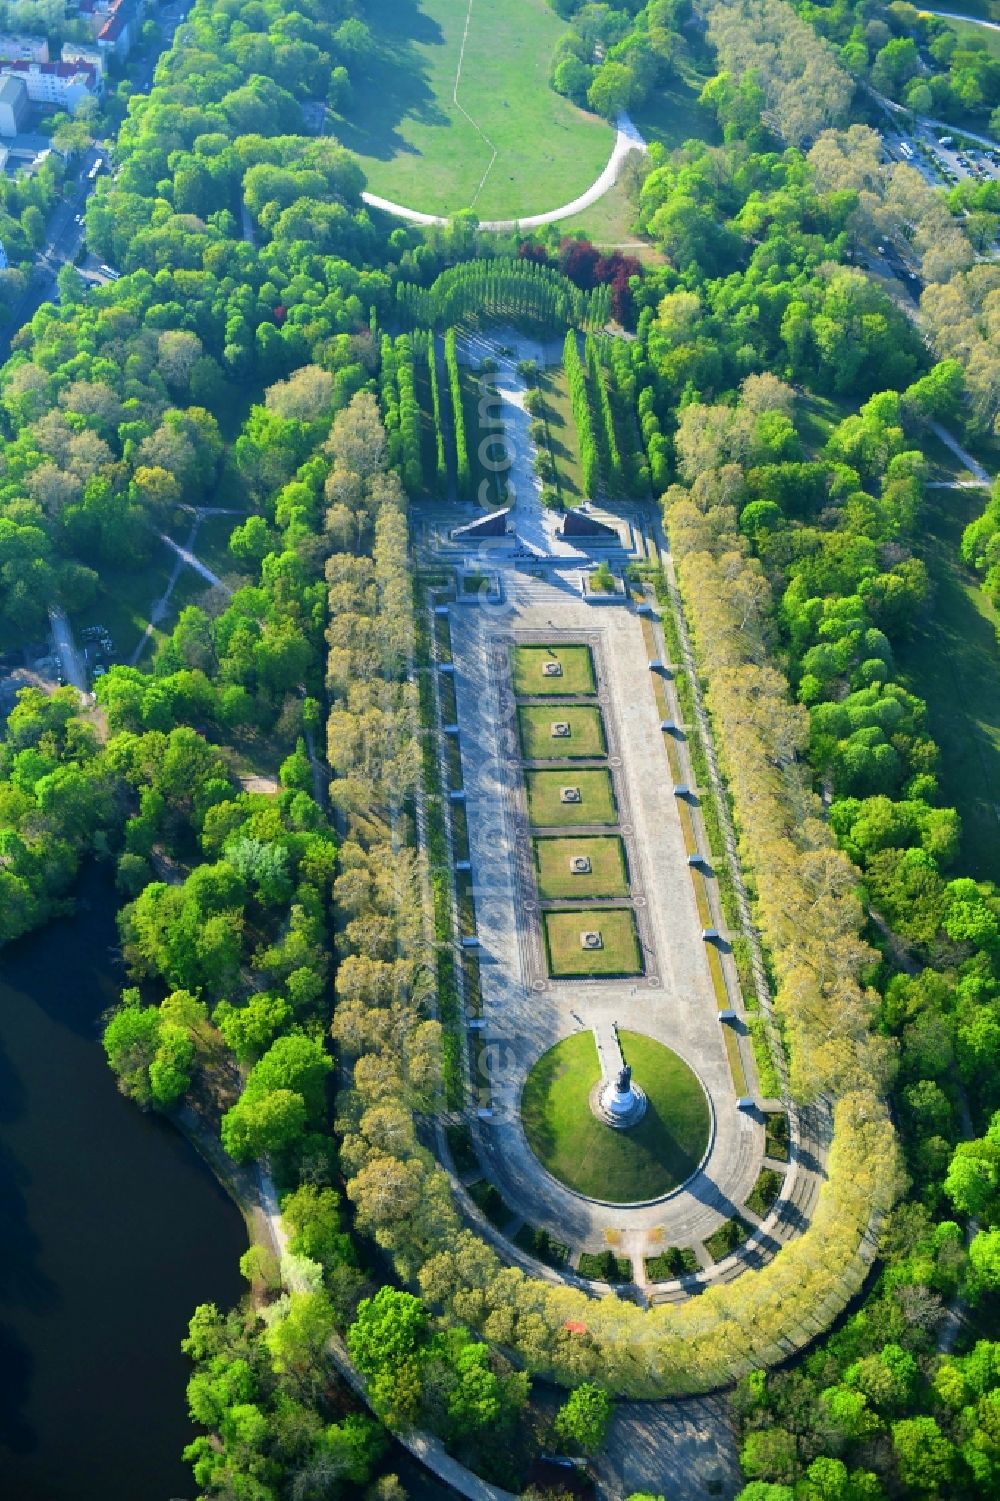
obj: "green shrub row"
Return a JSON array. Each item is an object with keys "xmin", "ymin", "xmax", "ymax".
[
  {"xmin": 749, "ymin": 1014, "xmax": 783, "ymax": 1099},
  {"xmin": 563, "ymin": 329, "xmax": 600, "ymax": 498},
  {"xmin": 427, "ymin": 336, "xmax": 447, "ymax": 495},
  {"xmin": 445, "ymin": 328, "xmax": 470, "ymax": 499},
  {"xmin": 394, "ymin": 333, "xmax": 423, "ymax": 496},
  {"xmin": 587, "ymin": 334, "xmax": 623, "ymax": 496}
]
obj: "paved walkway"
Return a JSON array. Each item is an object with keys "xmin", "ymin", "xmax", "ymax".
[
  {"xmin": 257, "ymin": 1167, "xmax": 520, "ymax": 1501},
  {"xmin": 596, "ymin": 1395, "xmax": 742, "ymax": 1501},
  {"xmin": 930, "ymin": 419, "xmax": 994, "ymax": 486},
  {"xmin": 158, "ymin": 530, "xmax": 225, "ymax": 587},
  {"xmin": 362, "ymin": 112, "xmax": 648, "ymax": 232},
  {"xmin": 435, "ymin": 328, "xmax": 818, "ymax": 1267},
  {"xmin": 130, "ymin": 517, "xmax": 233, "ymax": 666},
  {"xmin": 451, "ymin": 331, "xmax": 634, "ymax": 561}
]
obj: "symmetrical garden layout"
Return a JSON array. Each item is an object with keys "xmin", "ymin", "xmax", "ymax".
[
  {"xmin": 436, "ymin": 573, "xmax": 818, "ymax": 1290},
  {"xmin": 516, "ymin": 643, "xmax": 642, "ymax": 982}
]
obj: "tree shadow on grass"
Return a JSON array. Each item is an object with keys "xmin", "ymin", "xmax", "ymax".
[{"xmin": 330, "ymin": 0, "xmax": 451, "ymax": 166}]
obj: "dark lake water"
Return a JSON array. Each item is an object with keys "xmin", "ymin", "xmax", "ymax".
[{"xmin": 0, "ymin": 868, "xmax": 246, "ymax": 1501}]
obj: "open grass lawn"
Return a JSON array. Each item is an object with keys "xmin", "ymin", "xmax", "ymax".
[
  {"xmin": 543, "ymin": 907, "xmax": 641, "ymax": 977},
  {"xmin": 335, "ymin": 0, "xmax": 613, "ymax": 221},
  {"xmin": 538, "ymin": 366, "xmax": 586, "ymax": 504},
  {"xmin": 518, "ymin": 704, "xmax": 606, "ymax": 760},
  {"xmin": 940, "ymin": 0, "xmax": 999, "ymax": 19},
  {"xmin": 513, "ymin": 643, "xmax": 595, "ymax": 697},
  {"xmin": 520, "ymin": 1030, "xmax": 711, "ymax": 1201},
  {"xmin": 533, "ymin": 836, "xmax": 629, "ymax": 899},
  {"xmin": 525, "ymin": 768, "xmax": 617, "ymax": 827},
  {"xmin": 896, "ymin": 487, "xmax": 1000, "ymax": 882},
  {"xmin": 944, "ymin": 16, "xmax": 1000, "ymax": 61},
  {"xmin": 556, "ymin": 172, "xmax": 645, "ymax": 253}
]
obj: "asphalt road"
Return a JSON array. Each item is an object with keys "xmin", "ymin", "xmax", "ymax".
[{"xmin": 48, "ymin": 606, "xmax": 87, "ymax": 692}]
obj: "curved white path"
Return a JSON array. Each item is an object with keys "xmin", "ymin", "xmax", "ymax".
[
  {"xmin": 361, "ymin": 111, "xmax": 648, "ymax": 232},
  {"xmin": 923, "ymin": 8, "xmax": 1000, "ymax": 32}
]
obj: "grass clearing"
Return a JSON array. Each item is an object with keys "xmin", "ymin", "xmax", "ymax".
[
  {"xmin": 896, "ymin": 486, "xmax": 1000, "ymax": 882},
  {"xmin": 337, "ymin": 0, "xmax": 613, "ymax": 221},
  {"xmin": 521, "ymin": 1030, "xmax": 711, "ymax": 1201},
  {"xmin": 533, "ymin": 835, "xmax": 629, "ymax": 899},
  {"xmin": 537, "ymin": 366, "xmax": 586, "ymax": 504},
  {"xmin": 513, "ymin": 643, "xmax": 595, "ymax": 697},
  {"xmin": 556, "ymin": 172, "xmax": 644, "ymax": 252},
  {"xmin": 88, "ymin": 504, "xmax": 239, "ymax": 666},
  {"xmin": 525, "ymin": 768, "xmax": 617, "ymax": 827},
  {"xmin": 797, "ymin": 391, "xmax": 857, "ymax": 458},
  {"xmin": 631, "ymin": 69, "xmax": 721, "ymax": 154},
  {"xmin": 543, "ymin": 907, "xmax": 641, "ymax": 977},
  {"xmin": 194, "ymin": 513, "xmax": 253, "ymax": 591},
  {"xmin": 518, "ymin": 704, "xmax": 606, "ymax": 760},
  {"xmin": 88, "ymin": 548, "xmax": 177, "ymax": 665}
]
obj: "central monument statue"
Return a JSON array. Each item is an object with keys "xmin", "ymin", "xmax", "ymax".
[{"xmin": 595, "ymin": 1044, "xmax": 646, "ymax": 1129}]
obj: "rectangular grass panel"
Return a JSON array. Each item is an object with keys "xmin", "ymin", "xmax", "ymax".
[
  {"xmin": 513, "ymin": 643, "xmax": 596, "ymax": 697},
  {"xmin": 533, "ymin": 835, "xmax": 629, "ymax": 899},
  {"xmin": 543, "ymin": 908, "xmax": 642, "ymax": 977},
  {"xmin": 518, "ymin": 704, "xmax": 607, "ymax": 761},
  {"xmin": 525, "ymin": 768, "xmax": 617, "ymax": 827}
]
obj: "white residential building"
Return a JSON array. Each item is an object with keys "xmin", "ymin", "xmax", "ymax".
[{"xmin": 0, "ymin": 60, "xmax": 99, "ymax": 114}]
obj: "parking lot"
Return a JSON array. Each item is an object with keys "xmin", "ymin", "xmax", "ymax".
[{"xmin": 886, "ymin": 126, "xmax": 1000, "ymax": 191}]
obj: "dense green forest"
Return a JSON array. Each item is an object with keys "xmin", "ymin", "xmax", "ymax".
[{"xmin": 2, "ymin": 0, "xmax": 1000, "ymax": 1495}]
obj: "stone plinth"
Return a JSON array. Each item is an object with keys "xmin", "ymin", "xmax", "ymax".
[{"xmin": 590, "ymin": 1077, "xmax": 648, "ymax": 1130}]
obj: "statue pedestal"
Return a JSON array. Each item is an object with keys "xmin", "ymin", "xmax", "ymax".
[{"xmin": 590, "ymin": 1078, "xmax": 647, "ymax": 1130}]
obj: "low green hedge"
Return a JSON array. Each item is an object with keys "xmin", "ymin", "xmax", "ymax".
[
  {"xmin": 577, "ymin": 1249, "xmax": 632, "ymax": 1283},
  {"xmin": 704, "ymin": 1216, "xmax": 752, "ymax": 1263},
  {"xmin": 514, "ymin": 1223, "xmax": 570, "ymax": 1268},
  {"xmin": 645, "ymin": 1246, "xmax": 698, "ymax": 1280}
]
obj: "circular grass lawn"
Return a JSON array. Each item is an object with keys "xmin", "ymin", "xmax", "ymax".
[{"xmin": 520, "ymin": 1030, "xmax": 711, "ymax": 1203}]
